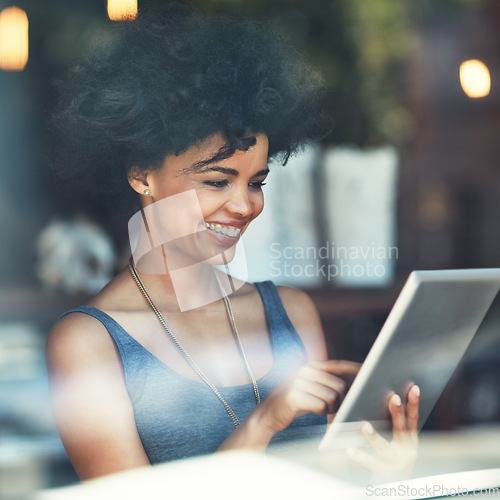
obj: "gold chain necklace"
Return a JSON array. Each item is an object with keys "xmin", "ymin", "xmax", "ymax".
[{"xmin": 128, "ymin": 260, "xmax": 260, "ymax": 427}]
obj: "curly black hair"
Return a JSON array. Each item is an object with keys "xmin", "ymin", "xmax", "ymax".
[{"xmin": 51, "ymin": 3, "xmax": 328, "ymax": 214}]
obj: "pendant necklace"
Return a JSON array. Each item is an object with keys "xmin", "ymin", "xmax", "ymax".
[{"xmin": 128, "ymin": 259, "xmax": 260, "ymax": 428}]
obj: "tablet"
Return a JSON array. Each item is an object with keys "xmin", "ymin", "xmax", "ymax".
[{"xmin": 319, "ymin": 268, "xmax": 500, "ymax": 451}]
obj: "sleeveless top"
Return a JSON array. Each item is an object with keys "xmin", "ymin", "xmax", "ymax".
[{"xmin": 61, "ymin": 281, "xmax": 326, "ymax": 464}]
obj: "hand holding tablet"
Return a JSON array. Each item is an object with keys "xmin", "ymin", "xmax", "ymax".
[
  {"xmin": 347, "ymin": 384, "xmax": 420, "ymax": 483},
  {"xmin": 320, "ymin": 269, "xmax": 500, "ymax": 455}
]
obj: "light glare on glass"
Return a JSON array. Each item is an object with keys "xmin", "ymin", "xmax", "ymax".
[
  {"xmin": 0, "ymin": 7, "xmax": 29, "ymax": 71},
  {"xmin": 459, "ymin": 59, "xmax": 491, "ymax": 98},
  {"xmin": 107, "ymin": 0, "xmax": 138, "ymax": 21}
]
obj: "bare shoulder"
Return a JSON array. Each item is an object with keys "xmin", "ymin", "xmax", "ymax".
[
  {"xmin": 46, "ymin": 268, "xmax": 136, "ymax": 373},
  {"xmin": 275, "ymin": 286, "xmax": 322, "ymax": 334},
  {"xmin": 46, "ymin": 310, "xmax": 120, "ymax": 376},
  {"xmin": 46, "ymin": 306, "xmax": 150, "ymax": 478},
  {"xmin": 275, "ymin": 285, "xmax": 327, "ymax": 362}
]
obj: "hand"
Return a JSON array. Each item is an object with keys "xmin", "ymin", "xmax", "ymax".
[
  {"xmin": 346, "ymin": 384, "xmax": 420, "ymax": 483},
  {"xmin": 257, "ymin": 360, "xmax": 360, "ymax": 435}
]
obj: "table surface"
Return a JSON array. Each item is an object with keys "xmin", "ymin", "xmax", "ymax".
[{"xmin": 269, "ymin": 424, "xmax": 500, "ymax": 492}]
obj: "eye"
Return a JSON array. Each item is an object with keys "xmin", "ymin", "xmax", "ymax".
[
  {"xmin": 249, "ymin": 181, "xmax": 267, "ymax": 190},
  {"xmin": 203, "ymin": 180, "xmax": 229, "ymax": 188}
]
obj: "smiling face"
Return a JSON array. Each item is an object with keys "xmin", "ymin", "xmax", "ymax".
[{"xmin": 128, "ymin": 133, "xmax": 269, "ymax": 267}]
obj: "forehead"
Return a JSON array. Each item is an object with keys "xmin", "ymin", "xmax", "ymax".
[{"xmin": 162, "ymin": 133, "xmax": 269, "ymax": 176}]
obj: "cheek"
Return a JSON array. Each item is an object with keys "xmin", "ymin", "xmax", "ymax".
[
  {"xmin": 195, "ymin": 189, "xmax": 224, "ymax": 217},
  {"xmin": 251, "ymin": 191, "xmax": 265, "ymax": 219}
]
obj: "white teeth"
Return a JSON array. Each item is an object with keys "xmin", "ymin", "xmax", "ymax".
[{"xmin": 205, "ymin": 223, "xmax": 241, "ymax": 237}]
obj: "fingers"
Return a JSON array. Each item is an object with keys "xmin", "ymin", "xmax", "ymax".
[
  {"xmin": 294, "ymin": 391, "xmax": 338, "ymax": 416},
  {"xmin": 292, "ymin": 365, "xmax": 346, "ymax": 414},
  {"xmin": 406, "ymin": 384, "xmax": 420, "ymax": 445},
  {"xmin": 360, "ymin": 422, "xmax": 394, "ymax": 460},
  {"xmin": 388, "ymin": 393, "xmax": 408, "ymax": 442},
  {"xmin": 378, "ymin": 389, "xmax": 420, "ymax": 462},
  {"xmin": 406, "ymin": 385, "xmax": 420, "ymax": 433},
  {"xmin": 294, "ymin": 378, "xmax": 342, "ymax": 414},
  {"xmin": 262, "ymin": 359, "xmax": 361, "ymax": 432},
  {"xmin": 305, "ymin": 360, "xmax": 361, "ymax": 412},
  {"xmin": 301, "ymin": 364, "xmax": 347, "ymax": 398},
  {"xmin": 311, "ymin": 359, "xmax": 361, "ymax": 376},
  {"xmin": 285, "ymin": 359, "xmax": 360, "ymax": 416},
  {"xmin": 347, "ymin": 386, "xmax": 421, "ymax": 482},
  {"xmin": 388, "ymin": 385, "xmax": 420, "ymax": 444},
  {"xmin": 352, "ymin": 417, "xmax": 418, "ymax": 480}
]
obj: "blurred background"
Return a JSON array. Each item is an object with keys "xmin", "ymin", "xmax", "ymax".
[{"xmin": 1, "ymin": 0, "xmax": 500, "ymax": 497}]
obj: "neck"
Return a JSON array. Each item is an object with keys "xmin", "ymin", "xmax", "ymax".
[{"xmin": 131, "ymin": 252, "xmax": 226, "ymax": 312}]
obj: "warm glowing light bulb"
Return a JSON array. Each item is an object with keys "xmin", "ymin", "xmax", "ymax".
[
  {"xmin": 0, "ymin": 7, "xmax": 29, "ymax": 71},
  {"xmin": 107, "ymin": 0, "xmax": 138, "ymax": 21},
  {"xmin": 459, "ymin": 59, "xmax": 491, "ymax": 98}
]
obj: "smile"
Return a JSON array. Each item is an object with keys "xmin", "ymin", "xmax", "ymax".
[{"xmin": 205, "ymin": 222, "xmax": 241, "ymax": 238}]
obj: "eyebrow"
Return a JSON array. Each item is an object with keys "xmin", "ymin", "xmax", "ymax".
[{"xmin": 197, "ymin": 166, "xmax": 270, "ymax": 177}]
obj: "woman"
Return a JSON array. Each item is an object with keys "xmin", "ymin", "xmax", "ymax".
[{"xmin": 47, "ymin": 5, "xmax": 419, "ymax": 480}]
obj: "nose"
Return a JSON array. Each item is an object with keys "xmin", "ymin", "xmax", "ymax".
[{"xmin": 226, "ymin": 185, "xmax": 253, "ymax": 218}]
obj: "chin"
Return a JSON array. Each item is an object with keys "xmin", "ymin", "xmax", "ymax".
[{"xmin": 204, "ymin": 246, "xmax": 238, "ymax": 267}]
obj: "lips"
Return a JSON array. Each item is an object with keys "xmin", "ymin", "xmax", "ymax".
[
  {"xmin": 204, "ymin": 222, "xmax": 241, "ymax": 237},
  {"xmin": 204, "ymin": 221, "xmax": 244, "ymax": 249}
]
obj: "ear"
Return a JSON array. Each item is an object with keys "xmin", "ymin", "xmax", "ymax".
[{"xmin": 128, "ymin": 166, "xmax": 150, "ymax": 195}]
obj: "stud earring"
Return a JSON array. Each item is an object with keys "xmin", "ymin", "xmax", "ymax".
[{"xmin": 144, "ymin": 189, "xmax": 151, "ymax": 196}]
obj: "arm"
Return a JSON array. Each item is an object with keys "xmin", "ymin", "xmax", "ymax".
[
  {"xmin": 46, "ymin": 313, "xmax": 151, "ymax": 480},
  {"xmin": 278, "ymin": 288, "xmax": 421, "ymax": 481},
  {"xmin": 218, "ymin": 287, "xmax": 359, "ymax": 451},
  {"xmin": 218, "ymin": 286, "xmax": 420, "ymax": 474}
]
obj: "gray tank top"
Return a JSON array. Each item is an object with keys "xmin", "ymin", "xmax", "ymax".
[{"xmin": 62, "ymin": 281, "xmax": 326, "ymax": 463}]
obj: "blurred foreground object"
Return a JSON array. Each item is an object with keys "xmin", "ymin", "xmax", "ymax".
[
  {"xmin": 32, "ymin": 445, "xmax": 500, "ymax": 500},
  {"xmin": 33, "ymin": 451, "xmax": 360, "ymax": 500},
  {"xmin": 36, "ymin": 218, "xmax": 115, "ymax": 294}
]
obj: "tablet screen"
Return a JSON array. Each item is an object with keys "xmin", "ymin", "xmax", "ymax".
[{"xmin": 319, "ymin": 269, "xmax": 500, "ymax": 451}]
